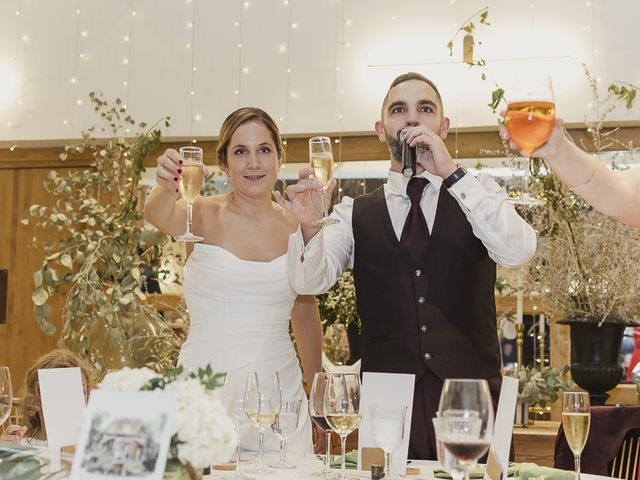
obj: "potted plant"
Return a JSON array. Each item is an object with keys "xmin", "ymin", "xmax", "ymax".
[
  {"xmin": 505, "ymin": 365, "xmax": 574, "ymax": 427},
  {"xmin": 317, "ymin": 270, "xmax": 361, "ymax": 365},
  {"xmin": 511, "ymin": 68, "xmax": 640, "ymax": 405},
  {"xmin": 23, "ymin": 93, "xmax": 181, "ymax": 373}
]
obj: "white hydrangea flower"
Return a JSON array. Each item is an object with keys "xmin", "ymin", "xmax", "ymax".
[{"xmin": 98, "ymin": 366, "xmax": 157, "ymax": 392}]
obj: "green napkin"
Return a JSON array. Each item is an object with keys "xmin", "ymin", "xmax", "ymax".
[
  {"xmin": 512, "ymin": 462, "xmax": 575, "ymax": 480},
  {"xmin": 330, "ymin": 450, "xmax": 358, "ymax": 469},
  {"xmin": 433, "ymin": 463, "xmax": 520, "ymax": 479}
]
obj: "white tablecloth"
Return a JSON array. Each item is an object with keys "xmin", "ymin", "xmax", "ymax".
[{"xmin": 206, "ymin": 452, "xmax": 614, "ymax": 480}]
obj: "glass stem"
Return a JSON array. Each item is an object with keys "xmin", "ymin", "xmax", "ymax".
[
  {"xmin": 186, "ymin": 202, "xmax": 193, "ymax": 235},
  {"xmin": 340, "ymin": 434, "xmax": 347, "ymax": 473},
  {"xmin": 575, "ymin": 453, "xmax": 581, "ymax": 480},
  {"xmin": 385, "ymin": 451, "xmax": 391, "ymax": 476},
  {"xmin": 280, "ymin": 435, "xmax": 287, "ymax": 464},
  {"xmin": 523, "ymin": 159, "xmax": 531, "ymax": 199},
  {"xmin": 463, "ymin": 466, "xmax": 471, "ymax": 480},
  {"xmin": 235, "ymin": 438, "xmax": 242, "ymax": 472},
  {"xmin": 325, "ymin": 431, "xmax": 332, "ymax": 471},
  {"xmin": 321, "ymin": 186, "xmax": 328, "ymax": 218},
  {"xmin": 257, "ymin": 428, "xmax": 265, "ymax": 467}
]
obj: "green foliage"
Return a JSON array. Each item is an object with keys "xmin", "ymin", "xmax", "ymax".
[
  {"xmin": 608, "ymin": 82, "xmax": 638, "ymax": 109},
  {"xmin": 505, "ymin": 365, "xmax": 574, "ymax": 408},
  {"xmin": 317, "ymin": 270, "xmax": 361, "ymax": 331},
  {"xmin": 23, "ymin": 92, "xmax": 181, "ymax": 372},
  {"xmin": 143, "ymin": 365, "xmax": 226, "ymax": 392}
]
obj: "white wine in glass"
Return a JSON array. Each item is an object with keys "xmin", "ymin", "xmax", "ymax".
[
  {"xmin": 309, "ymin": 136, "xmax": 339, "ymax": 226},
  {"xmin": 176, "ymin": 146, "xmax": 204, "ymax": 242},
  {"xmin": 562, "ymin": 392, "xmax": 590, "ymax": 480}
]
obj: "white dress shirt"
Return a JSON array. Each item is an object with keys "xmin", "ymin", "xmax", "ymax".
[{"xmin": 287, "ymin": 169, "xmax": 537, "ymax": 295}]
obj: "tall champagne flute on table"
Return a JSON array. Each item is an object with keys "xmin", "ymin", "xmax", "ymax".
[
  {"xmin": 309, "ymin": 372, "xmax": 335, "ymax": 478},
  {"xmin": 504, "ymin": 77, "xmax": 555, "ymax": 206},
  {"xmin": 243, "ymin": 371, "xmax": 282, "ymax": 474},
  {"xmin": 437, "ymin": 379, "xmax": 494, "ymax": 480},
  {"xmin": 0, "ymin": 367, "xmax": 12, "ymax": 425},
  {"xmin": 309, "ymin": 136, "xmax": 339, "ymax": 226},
  {"xmin": 562, "ymin": 391, "xmax": 590, "ymax": 480},
  {"xmin": 324, "ymin": 373, "xmax": 361, "ymax": 480},
  {"xmin": 175, "ymin": 146, "xmax": 204, "ymax": 242}
]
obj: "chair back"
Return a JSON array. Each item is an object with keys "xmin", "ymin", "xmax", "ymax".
[{"xmin": 609, "ymin": 428, "xmax": 640, "ymax": 480}]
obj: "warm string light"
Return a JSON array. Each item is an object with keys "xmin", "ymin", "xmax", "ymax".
[
  {"xmin": 235, "ymin": 0, "xmax": 245, "ymax": 106},
  {"xmin": 69, "ymin": 0, "xmax": 82, "ymax": 127},
  {"xmin": 281, "ymin": 0, "xmax": 293, "ymax": 143},
  {"xmin": 9, "ymin": 0, "xmax": 26, "ymax": 144},
  {"xmin": 123, "ymin": 0, "xmax": 134, "ymax": 126}
]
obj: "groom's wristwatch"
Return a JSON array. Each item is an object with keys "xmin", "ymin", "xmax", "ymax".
[{"xmin": 443, "ymin": 164, "xmax": 467, "ymax": 189}]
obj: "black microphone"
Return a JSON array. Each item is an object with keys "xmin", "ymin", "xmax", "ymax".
[{"xmin": 401, "ymin": 140, "xmax": 417, "ymax": 178}]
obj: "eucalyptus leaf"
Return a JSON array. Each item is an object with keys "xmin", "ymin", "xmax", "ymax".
[{"xmin": 32, "ymin": 287, "xmax": 49, "ymax": 306}]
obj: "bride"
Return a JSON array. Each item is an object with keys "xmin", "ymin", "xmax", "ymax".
[{"xmin": 143, "ymin": 107, "xmax": 321, "ymax": 453}]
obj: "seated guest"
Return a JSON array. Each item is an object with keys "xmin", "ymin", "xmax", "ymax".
[{"xmin": 1, "ymin": 349, "xmax": 96, "ymax": 447}]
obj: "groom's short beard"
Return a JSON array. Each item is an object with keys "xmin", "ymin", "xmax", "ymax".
[{"xmin": 387, "ymin": 129, "xmax": 404, "ymax": 164}]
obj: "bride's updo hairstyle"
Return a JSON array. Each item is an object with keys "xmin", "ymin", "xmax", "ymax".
[{"xmin": 216, "ymin": 107, "xmax": 285, "ymax": 171}]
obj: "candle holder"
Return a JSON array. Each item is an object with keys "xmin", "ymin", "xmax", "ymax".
[{"xmin": 516, "ymin": 323, "xmax": 524, "ymax": 371}]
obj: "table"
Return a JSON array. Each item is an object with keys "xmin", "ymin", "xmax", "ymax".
[
  {"xmin": 206, "ymin": 452, "xmax": 614, "ymax": 479},
  {"xmin": 512, "ymin": 420, "xmax": 560, "ymax": 467}
]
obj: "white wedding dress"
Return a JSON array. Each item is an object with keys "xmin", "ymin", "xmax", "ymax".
[{"xmin": 178, "ymin": 243, "xmax": 313, "ymax": 453}]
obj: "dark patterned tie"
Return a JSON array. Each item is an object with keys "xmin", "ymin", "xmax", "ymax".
[{"xmin": 400, "ymin": 177, "xmax": 430, "ymax": 261}]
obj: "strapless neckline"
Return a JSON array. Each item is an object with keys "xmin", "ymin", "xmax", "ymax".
[{"xmin": 194, "ymin": 243, "xmax": 286, "ymax": 264}]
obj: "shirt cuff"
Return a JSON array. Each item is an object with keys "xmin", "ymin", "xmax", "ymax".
[{"xmin": 446, "ymin": 173, "xmax": 486, "ymax": 211}]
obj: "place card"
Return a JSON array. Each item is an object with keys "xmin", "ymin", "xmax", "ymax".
[
  {"xmin": 71, "ymin": 389, "xmax": 178, "ymax": 480},
  {"xmin": 358, "ymin": 372, "xmax": 415, "ymax": 474},
  {"xmin": 38, "ymin": 367, "xmax": 86, "ymax": 453},
  {"xmin": 485, "ymin": 376, "xmax": 519, "ymax": 480}
]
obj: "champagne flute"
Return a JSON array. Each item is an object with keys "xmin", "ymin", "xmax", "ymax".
[
  {"xmin": 269, "ymin": 399, "xmax": 302, "ymax": 469},
  {"xmin": 175, "ymin": 146, "xmax": 205, "ymax": 242},
  {"xmin": 309, "ymin": 136, "xmax": 339, "ymax": 226},
  {"xmin": 244, "ymin": 371, "xmax": 282, "ymax": 474},
  {"xmin": 504, "ymin": 78, "xmax": 555, "ymax": 206},
  {"xmin": 222, "ymin": 372, "xmax": 255, "ymax": 480},
  {"xmin": 562, "ymin": 392, "xmax": 590, "ymax": 480},
  {"xmin": 0, "ymin": 367, "xmax": 12, "ymax": 426},
  {"xmin": 369, "ymin": 405, "xmax": 406, "ymax": 478},
  {"xmin": 324, "ymin": 373, "xmax": 361, "ymax": 480},
  {"xmin": 309, "ymin": 372, "xmax": 335, "ymax": 478},
  {"xmin": 437, "ymin": 379, "xmax": 494, "ymax": 480}
]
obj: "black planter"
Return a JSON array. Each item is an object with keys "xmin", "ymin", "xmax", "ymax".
[{"xmin": 558, "ymin": 317, "xmax": 631, "ymax": 406}]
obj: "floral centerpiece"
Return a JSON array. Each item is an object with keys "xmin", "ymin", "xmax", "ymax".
[{"xmin": 99, "ymin": 365, "xmax": 236, "ymax": 478}]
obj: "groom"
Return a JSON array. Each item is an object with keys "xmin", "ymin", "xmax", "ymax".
[{"xmin": 277, "ymin": 72, "xmax": 536, "ymax": 459}]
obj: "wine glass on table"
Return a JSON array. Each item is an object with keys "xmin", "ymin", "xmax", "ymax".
[
  {"xmin": 243, "ymin": 371, "xmax": 282, "ymax": 474},
  {"xmin": 309, "ymin": 372, "xmax": 335, "ymax": 478},
  {"xmin": 309, "ymin": 136, "xmax": 339, "ymax": 226},
  {"xmin": 324, "ymin": 373, "xmax": 361, "ymax": 480},
  {"xmin": 504, "ymin": 78, "xmax": 555, "ymax": 206},
  {"xmin": 369, "ymin": 405, "xmax": 407, "ymax": 479},
  {"xmin": 222, "ymin": 372, "xmax": 255, "ymax": 480},
  {"xmin": 437, "ymin": 379, "xmax": 494, "ymax": 480},
  {"xmin": 562, "ymin": 391, "xmax": 590, "ymax": 480},
  {"xmin": 0, "ymin": 367, "xmax": 12, "ymax": 426},
  {"xmin": 432, "ymin": 411, "xmax": 475, "ymax": 480},
  {"xmin": 175, "ymin": 146, "xmax": 205, "ymax": 242},
  {"xmin": 269, "ymin": 399, "xmax": 302, "ymax": 469}
]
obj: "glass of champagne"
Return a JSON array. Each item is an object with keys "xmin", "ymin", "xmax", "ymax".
[
  {"xmin": 309, "ymin": 136, "xmax": 339, "ymax": 226},
  {"xmin": 269, "ymin": 399, "xmax": 302, "ymax": 469},
  {"xmin": 504, "ymin": 78, "xmax": 555, "ymax": 206},
  {"xmin": 175, "ymin": 146, "xmax": 205, "ymax": 242},
  {"xmin": 244, "ymin": 371, "xmax": 282, "ymax": 474},
  {"xmin": 222, "ymin": 372, "xmax": 255, "ymax": 480},
  {"xmin": 324, "ymin": 373, "xmax": 361, "ymax": 480},
  {"xmin": 562, "ymin": 392, "xmax": 590, "ymax": 480},
  {"xmin": 309, "ymin": 372, "xmax": 335, "ymax": 478},
  {"xmin": 369, "ymin": 405, "xmax": 407, "ymax": 479},
  {"xmin": 0, "ymin": 367, "xmax": 12, "ymax": 426},
  {"xmin": 437, "ymin": 379, "xmax": 494, "ymax": 480}
]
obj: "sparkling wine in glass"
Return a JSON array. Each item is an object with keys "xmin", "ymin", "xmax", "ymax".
[
  {"xmin": 309, "ymin": 372, "xmax": 335, "ymax": 478},
  {"xmin": 309, "ymin": 136, "xmax": 339, "ymax": 226},
  {"xmin": 222, "ymin": 372, "xmax": 255, "ymax": 480},
  {"xmin": 505, "ymin": 78, "xmax": 555, "ymax": 206},
  {"xmin": 369, "ymin": 405, "xmax": 406, "ymax": 478},
  {"xmin": 269, "ymin": 399, "xmax": 302, "ymax": 469},
  {"xmin": 562, "ymin": 391, "xmax": 590, "ymax": 480},
  {"xmin": 324, "ymin": 373, "xmax": 361, "ymax": 480},
  {"xmin": 244, "ymin": 371, "xmax": 282, "ymax": 474},
  {"xmin": 175, "ymin": 146, "xmax": 205, "ymax": 242},
  {"xmin": 0, "ymin": 367, "xmax": 12, "ymax": 426},
  {"xmin": 437, "ymin": 379, "xmax": 494, "ymax": 480}
]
